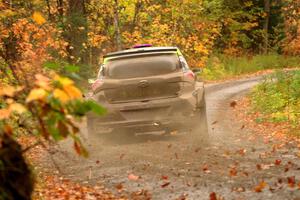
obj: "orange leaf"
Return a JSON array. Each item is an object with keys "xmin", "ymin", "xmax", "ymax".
[
  {"xmin": 254, "ymin": 181, "xmax": 267, "ymax": 192},
  {"xmin": 63, "ymin": 85, "xmax": 82, "ymax": 99},
  {"xmin": 0, "ymin": 109, "xmax": 11, "ymax": 120},
  {"xmin": 32, "ymin": 11, "xmax": 46, "ymax": 25},
  {"xmin": 128, "ymin": 174, "xmax": 139, "ymax": 181},
  {"xmin": 53, "ymin": 89, "xmax": 70, "ymax": 103},
  {"xmin": 229, "ymin": 167, "xmax": 238, "ymax": 176}
]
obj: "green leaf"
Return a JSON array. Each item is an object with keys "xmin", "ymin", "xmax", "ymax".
[
  {"xmin": 43, "ymin": 62, "xmax": 60, "ymax": 70},
  {"xmin": 86, "ymin": 100, "xmax": 106, "ymax": 115},
  {"xmin": 64, "ymin": 64, "xmax": 80, "ymax": 73},
  {"xmin": 68, "ymin": 100, "xmax": 106, "ymax": 116},
  {"xmin": 48, "ymin": 126, "xmax": 64, "ymax": 141}
]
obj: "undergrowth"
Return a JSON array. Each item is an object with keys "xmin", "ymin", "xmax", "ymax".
[
  {"xmin": 201, "ymin": 53, "xmax": 300, "ymax": 80},
  {"xmin": 249, "ymin": 70, "xmax": 300, "ymax": 136}
]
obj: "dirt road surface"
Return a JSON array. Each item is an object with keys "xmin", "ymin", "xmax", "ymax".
[{"xmin": 41, "ymin": 76, "xmax": 300, "ymax": 200}]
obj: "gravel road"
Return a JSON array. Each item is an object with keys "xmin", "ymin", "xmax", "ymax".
[{"xmin": 42, "ymin": 76, "xmax": 300, "ymax": 200}]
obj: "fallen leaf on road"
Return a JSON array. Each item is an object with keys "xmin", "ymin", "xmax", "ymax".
[
  {"xmin": 237, "ymin": 148, "xmax": 246, "ymax": 156},
  {"xmin": 120, "ymin": 153, "xmax": 125, "ymax": 159},
  {"xmin": 254, "ymin": 181, "xmax": 267, "ymax": 192},
  {"xmin": 256, "ymin": 164, "xmax": 262, "ymax": 170},
  {"xmin": 230, "ymin": 101, "xmax": 237, "ymax": 108},
  {"xmin": 242, "ymin": 171, "xmax": 249, "ymax": 177},
  {"xmin": 161, "ymin": 182, "xmax": 171, "ymax": 188},
  {"xmin": 211, "ymin": 121, "xmax": 218, "ymax": 125},
  {"xmin": 202, "ymin": 164, "xmax": 211, "ymax": 174},
  {"xmin": 232, "ymin": 186, "xmax": 245, "ymax": 192},
  {"xmin": 229, "ymin": 167, "xmax": 238, "ymax": 176},
  {"xmin": 284, "ymin": 166, "xmax": 289, "ymax": 172},
  {"xmin": 177, "ymin": 193, "xmax": 188, "ymax": 200},
  {"xmin": 274, "ymin": 159, "xmax": 281, "ymax": 165},
  {"xmin": 131, "ymin": 189, "xmax": 151, "ymax": 199},
  {"xmin": 287, "ymin": 176, "xmax": 296, "ymax": 188},
  {"xmin": 115, "ymin": 183, "xmax": 123, "ymax": 192},
  {"xmin": 269, "ymin": 187, "xmax": 276, "ymax": 193},
  {"xmin": 170, "ymin": 131, "xmax": 178, "ymax": 135},
  {"xmin": 128, "ymin": 174, "xmax": 139, "ymax": 181},
  {"xmin": 161, "ymin": 175, "xmax": 168, "ymax": 180},
  {"xmin": 209, "ymin": 192, "xmax": 217, "ymax": 200}
]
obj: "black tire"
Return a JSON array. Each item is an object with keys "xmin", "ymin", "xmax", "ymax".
[
  {"xmin": 190, "ymin": 102, "xmax": 209, "ymax": 145},
  {"xmin": 86, "ymin": 117, "xmax": 104, "ymax": 143},
  {"xmin": 86, "ymin": 117, "xmax": 95, "ymax": 138}
]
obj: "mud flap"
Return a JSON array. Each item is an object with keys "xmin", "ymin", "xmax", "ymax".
[{"xmin": 194, "ymin": 82, "xmax": 205, "ymax": 109}]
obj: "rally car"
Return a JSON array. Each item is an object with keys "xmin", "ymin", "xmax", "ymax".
[{"xmin": 87, "ymin": 45, "xmax": 208, "ymax": 143}]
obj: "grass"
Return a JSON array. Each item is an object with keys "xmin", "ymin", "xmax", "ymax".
[
  {"xmin": 201, "ymin": 53, "xmax": 300, "ymax": 80},
  {"xmin": 249, "ymin": 70, "xmax": 300, "ymax": 136}
]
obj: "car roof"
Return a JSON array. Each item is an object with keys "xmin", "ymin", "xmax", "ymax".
[{"xmin": 103, "ymin": 47, "xmax": 178, "ymax": 58}]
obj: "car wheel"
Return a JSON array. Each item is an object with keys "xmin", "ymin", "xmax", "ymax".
[
  {"xmin": 190, "ymin": 102, "xmax": 209, "ymax": 145},
  {"xmin": 86, "ymin": 117, "xmax": 104, "ymax": 141},
  {"xmin": 87, "ymin": 117, "xmax": 95, "ymax": 137}
]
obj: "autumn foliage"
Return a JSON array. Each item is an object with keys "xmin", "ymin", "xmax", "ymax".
[
  {"xmin": 0, "ymin": 0, "xmax": 300, "ymax": 199},
  {"xmin": 0, "ymin": 4, "xmax": 104, "ymax": 199}
]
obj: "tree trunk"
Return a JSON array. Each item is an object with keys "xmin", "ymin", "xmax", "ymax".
[
  {"xmin": 45, "ymin": 0, "xmax": 53, "ymax": 20},
  {"xmin": 113, "ymin": 0, "xmax": 122, "ymax": 51},
  {"xmin": 65, "ymin": 0, "xmax": 88, "ymax": 64},
  {"xmin": 263, "ymin": 0, "xmax": 270, "ymax": 54},
  {"xmin": 131, "ymin": 0, "xmax": 142, "ymax": 33},
  {"xmin": 57, "ymin": 0, "xmax": 64, "ymax": 17}
]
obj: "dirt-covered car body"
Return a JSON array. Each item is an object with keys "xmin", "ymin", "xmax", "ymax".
[{"xmin": 87, "ymin": 47, "xmax": 206, "ymax": 135}]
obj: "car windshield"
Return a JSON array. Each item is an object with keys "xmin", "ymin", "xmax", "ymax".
[{"xmin": 106, "ymin": 53, "xmax": 180, "ymax": 79}]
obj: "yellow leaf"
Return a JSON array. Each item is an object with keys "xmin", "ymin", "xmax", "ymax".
[
  {"xmin": 0, "ymin": 85, "xmax": 14, "ymax": 96},
  {"xmin": 63, "ymin": 85, "xmax": 82, "ymax": 99},
  {"xmin": 53, "ymin": 89, "xmax": 70, "ymax": 103},
  {"xmin": 26, "ymin": 88, "xmax": 47, "ymax": 103},
  {"xmin": 0, "ymin": 85, "xmax": 23, "ymax": 97},
  {"xmin": 9, "ymin": 103, "xmax": 27, "ymax": 114},
  {"xmin": 35, "ymin": 74, "xmax": 51, "ymax": 90},
  {"xmin": 32, "ymin": 11, "xmax": 46, "ymax": 25},
  {"xmin": 0, "ymin": 109, "xmax": 11, "ymax": 120},
  {"xmin": 54, "ymin": 75, "xmax": 74, "ymax": 86},
  {"xmin": 6, "ymin": 98, "xmax": 14, "ymax": 104}
]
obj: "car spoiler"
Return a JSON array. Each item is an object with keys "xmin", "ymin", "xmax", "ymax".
[{"xmin": 103, "ymin": 47, "xmax": 178, "ymax": 58}]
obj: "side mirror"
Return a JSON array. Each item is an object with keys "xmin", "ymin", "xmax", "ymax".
[
  {"xmin": 192, "ymin": 68, "xmax": 202, "ymax": 74},
  {"xmin": 88, "ymin": 79, "xmax": 96, "ymax": 84},
  {"xmin": 192, "ymin": 68, "xmax": 203, "ymax": 81}
]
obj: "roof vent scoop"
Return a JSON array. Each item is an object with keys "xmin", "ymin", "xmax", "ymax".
[{"xmin": 133, "ymin": 44, "xmax": 152, "ymax": 48}]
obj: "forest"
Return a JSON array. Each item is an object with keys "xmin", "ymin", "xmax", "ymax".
[{"xmin": 0, "ymin": 0, "xmax": 300, "ymax": 199}]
